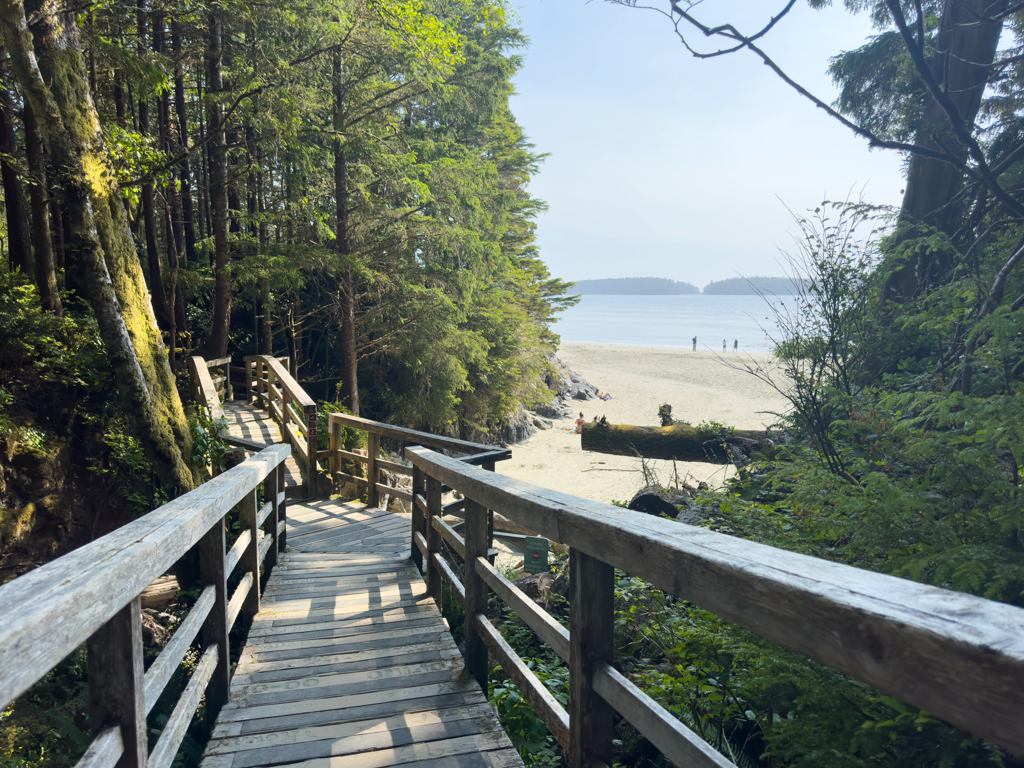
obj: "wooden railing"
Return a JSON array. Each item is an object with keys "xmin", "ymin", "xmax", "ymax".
[
  {"xmin": 327, "ymin": 412, "xmax": 510, "ymax": 513},
  {"xmin": 0, "ymin": 444, "xmax": 290, "ymax": 768},
  {"xmin": 406, "ymin": 446, "xmax": 1024, "ymax": 767},
  {"xmin": 244, "ymin": 355, "xmax": 318, "ymax": 496},
  {"xmin": 187, "ymin": 355, "xmax": 229, "ymax": 420}
]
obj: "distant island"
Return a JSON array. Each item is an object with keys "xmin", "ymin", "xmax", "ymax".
[
  {"xmin": 573, "ymin": 277, "xmax": 700, "ymax": 295},
  {"xmin": 572, "ymin": 276, "xmax": 805, "ymax": 295},
  {"xmin": 703, "ymin": 276, "xmax": 806, "ymax": 295}
]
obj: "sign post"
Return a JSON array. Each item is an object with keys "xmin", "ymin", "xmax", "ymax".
[{"xmin": 523, "ymin": 537, "xmax": 549, "ymax": 574}]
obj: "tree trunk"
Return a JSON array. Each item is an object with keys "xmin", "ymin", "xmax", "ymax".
[
  {"xmin": 136, "ymin": 0, "xmax": 169, "ymax": 328},
  {"xmin": 884, "ymin": 0, "xmax": 1008, "ymax": 302},
  {"xmin": 334, "ymin": 51, "xmax": 359, "ymax": 415},
  {"xmin": 155, "ymin": 11, "xmax": 186, "ymax": 342},
  {"xmin": 1, "ymin": 0, "xmax": 195, "ymax": 494},
  {"xmin": 0, "ymin": 57, "xmax": 33, "ymax": 275},
  {"xmin": 580, "ymin": 422, "xmax": 778, "ymax": 465},
  {"xmin": 171, "ymin": 18, "xmax": 196, "ymax": 265},
  {"xmin": 23, "ymin": 100, "xmax": 61, "ymax": 315},
  {"xmin": 256, "ymin": 135, "xmax": 272, "ymax": 356},
  {"xmin": 204, "ymin": 13, "xmax": 231, "ymax": 357}
]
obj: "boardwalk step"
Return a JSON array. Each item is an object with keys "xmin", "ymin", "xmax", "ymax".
[{"xmin": 201, "ymin": 497, "xmax": 522, "ymax": 768}]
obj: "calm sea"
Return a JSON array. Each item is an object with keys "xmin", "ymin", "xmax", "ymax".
[{"xmin": 553, "ymin": 294, "xmax": 786, "ymax": 351}]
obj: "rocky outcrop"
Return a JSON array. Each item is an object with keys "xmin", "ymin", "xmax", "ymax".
[
  {"xmin": 545, "ymin": 352, "xmax": 597, "ymax": 402},
  {"xmin": 490, "ymin": 405, "xmax": 536, "ymax": 446},
  {"xmin": 532, "ymin": 353, "xmax": 598, "ymax": 421}
]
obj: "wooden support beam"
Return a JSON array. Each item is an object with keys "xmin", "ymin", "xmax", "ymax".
[
  {"xmin": 569, "ymin": 548, "xmax": 615, "ymax": 768},
  {"xmin": 87, "ymin": 597, "xmax": 146, "ymax": 768},
  {"xmin": 198, "ymin": 521, "xmax": 229, "ymax": 724},
  {"xmin": 463, "ymin": 498, "xmax": 489, "ymax": 691},
  {"xmin": 239, "ymin": 490, "xmax": 260, "ymax": 618},
  {"xmin": 367, "ymin": 432, "xmax": 380, "ymax": 508},
  {"xmin": 411, "ymin": 465, "xmax": 426, "ymax": 572},
  {"xmin": 426, "ymin": 475, "xmax": 443, "ymax": 606},
  {"xmin": 265, "ymin": 461, "xmax": 281, "ymax": 566}
]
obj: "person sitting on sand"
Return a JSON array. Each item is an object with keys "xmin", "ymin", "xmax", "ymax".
[
  {"xmin": 595, "ymin": 389, "xmax": 613, "ymax": 401},
  {"xmin": 575, "ymin": 413, "xmax": 585, "ymax": 434}
]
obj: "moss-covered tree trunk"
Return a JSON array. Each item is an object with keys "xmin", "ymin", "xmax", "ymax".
[
  {"xmin": 1, "ymin": 0, "xmax": 195, "ymax": 495},
  {"xmin": 581, "ymin": 421, "xmax": 777, "ymax": 465},
  {"xmin": 23, "ymin": 100, "xmax": 61, "ymax": 315}
]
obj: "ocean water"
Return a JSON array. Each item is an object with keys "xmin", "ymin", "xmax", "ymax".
[{"xmin": 553, "ymin": 294, "xmax": 786, "ymax": 351}]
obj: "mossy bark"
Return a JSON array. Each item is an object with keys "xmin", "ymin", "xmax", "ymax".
[
  {"xmin": 1, "ymin": 0, "xmax": 195, "ymax": 494},
  {"xmin": 581, "ymin": 421, "xmax": 777, "ymax": 464}
]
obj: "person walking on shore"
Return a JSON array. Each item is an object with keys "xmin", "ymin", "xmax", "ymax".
[
  {"xmin": 723, "ymin": 339, "xmax": 727, "ymax": 352},
  {"xmin": 692, "ymin": 336, "xmax": 697, "ymax": 351},
  {"xmin": 733, "ymin": 339, "xmax": 738, "ymax": 352}
]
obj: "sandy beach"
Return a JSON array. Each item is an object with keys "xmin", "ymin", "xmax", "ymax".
[{"xmin": 500, "ymin": 343, "xmax": 791, "ymax": 504}]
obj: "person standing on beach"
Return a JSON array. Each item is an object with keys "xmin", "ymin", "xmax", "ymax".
[
  {"xmin": 692, "ymin": 336, "xmax": 697, "ymax": 351},
  {"xmin": 575, "ymin": 412, "xmax": 585, "ymax": 434},
  {"xmin": 734, "ymin": 339, "xmax": 738, "ymax": 351},
  {"xmin": 723, "ymin": 339, "xmax": 727, "ymax": 352}
]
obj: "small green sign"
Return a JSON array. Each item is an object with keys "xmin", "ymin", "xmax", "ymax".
[{"xmin": 523, "ymin": 537, "xmax": 549, "ymax": 574}]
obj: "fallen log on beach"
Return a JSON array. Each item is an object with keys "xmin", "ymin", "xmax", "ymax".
[{"xmin": 580, "ymin": 420, "xmax": 781, "ymax": 465}]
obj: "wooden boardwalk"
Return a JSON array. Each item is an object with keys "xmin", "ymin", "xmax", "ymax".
[
  {"xmin": 201, "ymin": 496, "xmax": 521, "ymax": 768},
  {"xmin": 222, "ymin": 401, "xmax": 304, "ymax": 491}
]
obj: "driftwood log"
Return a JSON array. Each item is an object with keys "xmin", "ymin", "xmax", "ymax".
[{"xmin": 580, "ymin": 422, "xmax": 779, "ymax": 465}]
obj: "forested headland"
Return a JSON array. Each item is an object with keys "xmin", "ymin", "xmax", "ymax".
[
  {"xmin": 572, "ymin": 276, "xmax": 699, "ymax": 294},
  {"xmin": 572, "ymin": 276, "xmax": 804, "ymax": 294},
  {"xmin": 702, "ymin": 275, "xmax": 805, "ymax": 294}
]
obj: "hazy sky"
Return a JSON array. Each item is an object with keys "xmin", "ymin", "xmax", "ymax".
[{"xmin": 508, "ymin": 0, "xmax": 906, "ymax": 289}]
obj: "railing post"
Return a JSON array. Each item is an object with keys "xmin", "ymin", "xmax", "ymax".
[
  {"xmin": 244, "ymin": 357, "xmax": 254, "ymax": 404},
  {"xmin": 304, "ymin": 403, "xmax": 317, "ymax": 498},
  {"xmin": 277, "ymin": 462, "xmax": 288, "ymax": 549},
  {"xmin": 568, "ymin": 548, "xmax": 615, "ymax": 768},
  {"xmin": 241, "ymin": 489, "xmax": 261, "ymax": 617},
  {"xmin": 425, "ymin": 474, "xmax": 442, "ymax": 606},
  {"xmin": 222, "ymin": 362, "xmax": 233, "ymax": 401},
  {"xmin": 258, "ymin": 358, "xmax": 267, "ymax": 407},
  {"xmin": 411, "ymin": 465, "xmax": 425, "ymax": 572},
  {"xmin": 367, "ymin": 431, "xmax": 380, "ymax": 507},
  {"xmin": 329, "ymin": 417, "xmax": 340, "ymax": 487},
  {"xmin": 463, "ymin": 498, "xmax": 489, "ymax": 691},
  {"xmin": 483, "ymin": 459, "xmax": 496, "ymax": 563},
  {"xmin": 199, "ymin": 520, "xmax": 229, "ymax": 723},
  {"xmin": 87, "ymin": 597, "xmax": 146, "ymax": 768},
  {"xmin": 265, "ymin": 460, "xmax": 280, "ymax": 571},
  {"xmin": 282, "ymin": 389, "xmax": 291, "ymax": 437}
]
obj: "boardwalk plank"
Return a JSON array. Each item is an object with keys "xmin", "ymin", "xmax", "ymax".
[
  {"xmin": 203, "ymin": 731, "xmax": 516, "ymax": 768},
  {"xmin": 202, "ymin": 484, "xmax": 522, "ymax": 768}
]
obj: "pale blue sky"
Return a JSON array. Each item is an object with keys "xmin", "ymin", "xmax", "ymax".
[{"xmin": 508, "ymin": 0, "xmax": 905, "ymax": 288}]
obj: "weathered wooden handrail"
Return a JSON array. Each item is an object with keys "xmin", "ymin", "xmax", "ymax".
[
  {"xmin": 327, "ymin": 411, "xmax": 510, "ymax": 511},
  {"xmin": 244, "ymin": 354, "xmax": 318, "ymax": 497},
  {"xmin": 187, "ymin": 355, "xmax": 224, "ymax": 420},
  {"xmin": 406, "ymin": 446, "xmax": 1024, "ymax": 767},
  {"xmin": 0, "ymin": 444, "xmax": 290, "ymax": 768}
]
